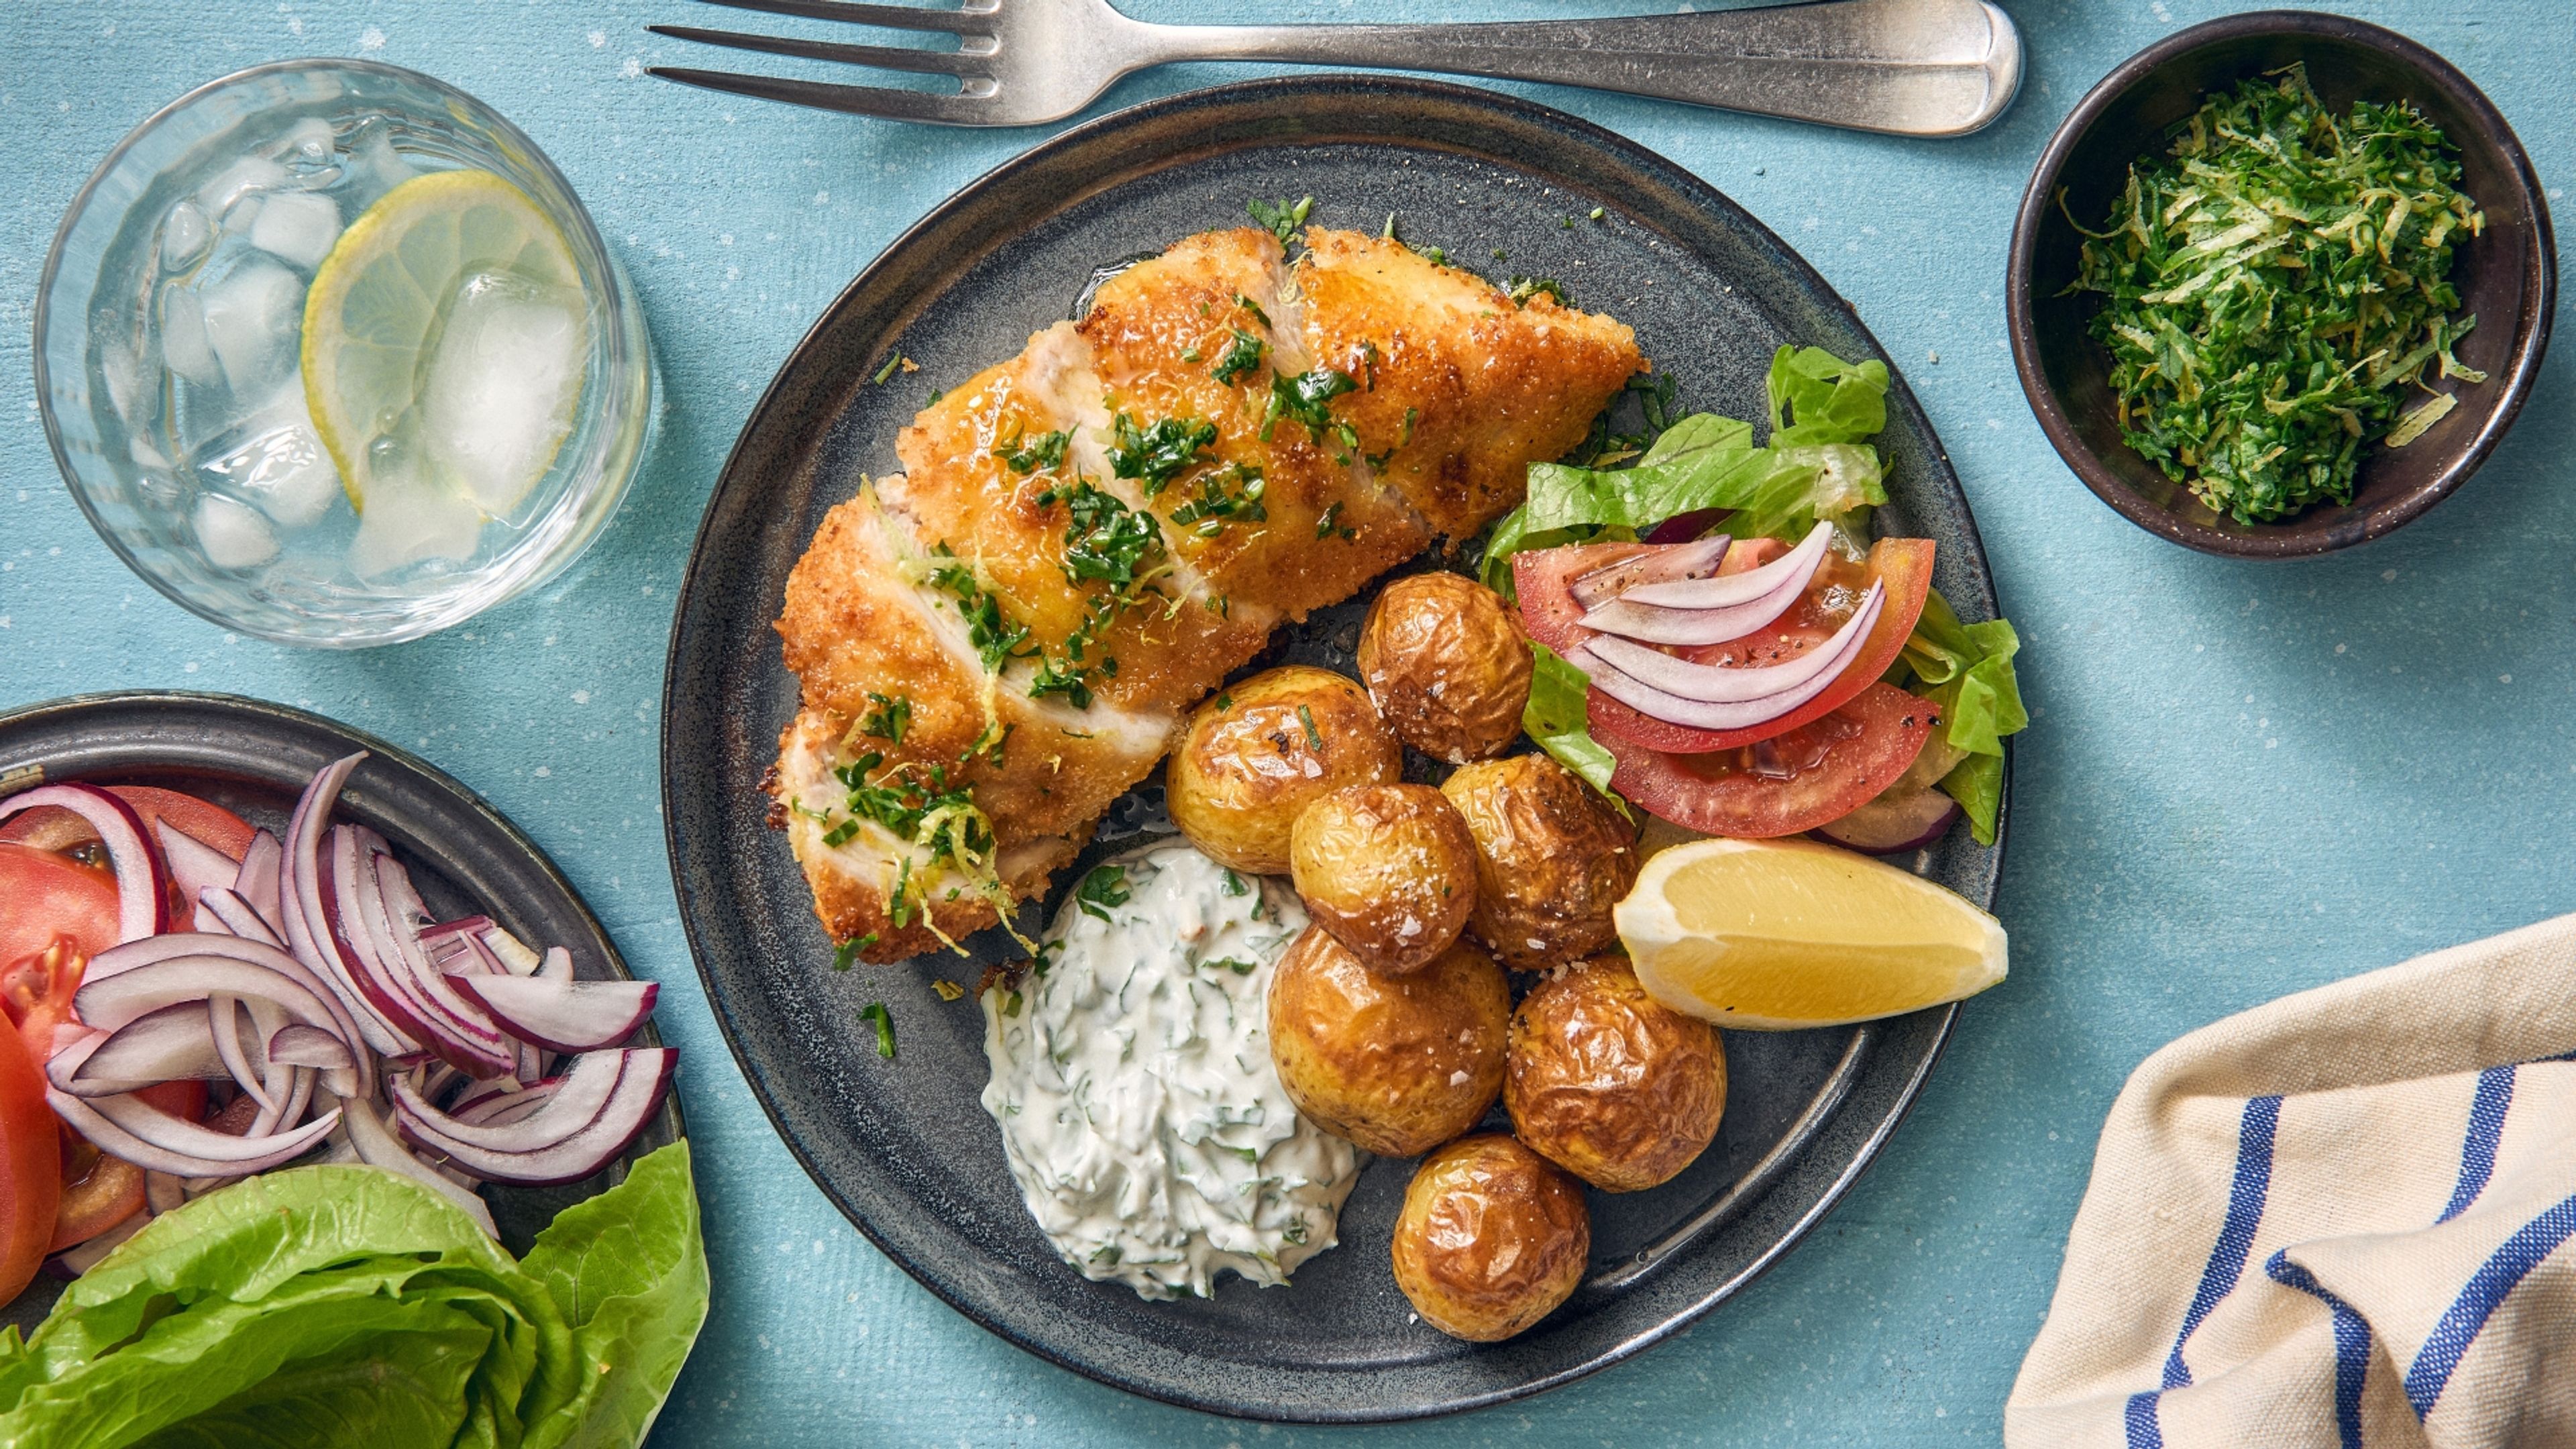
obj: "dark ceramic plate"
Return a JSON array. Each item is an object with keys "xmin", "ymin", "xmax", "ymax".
[
  {"xmin": 2008, "ymin": 10, "xmax": 2557, "ymax": 557},
  {"xmin": 0, "ymin": 690, "xmax": 684, "ymax": 1334},
  {"xmin": 663, "ymin": 76, "xmax": 2006, "ymax": 1422}
]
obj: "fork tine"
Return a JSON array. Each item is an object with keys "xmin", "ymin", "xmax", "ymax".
[
  {"xmin": 649, "ymin": 24, "xmax": 987, "ymax": 78},
  {"xmin": 647, "ymin": 66, "xmax": 985, "ymax": 123},
  {"xmin": 682, "ymin": 0, "xmax": 989, "ymax": 37}
]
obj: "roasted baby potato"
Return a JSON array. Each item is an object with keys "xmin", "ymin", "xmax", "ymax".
[
  {"xmin": 1289, "ymin": 783, "xmax": 1478, "ymax": 974},
  {"xmin": 1267, "ymin": 927, "xmax": 1508, "ymax": 1157},
  {"xmin": 1356, "ymin": 573, "xmax": 1534, "ymax": 763},
  {"xmin": 1507, "ymin": 956, "xmax": 1724, "ymax": 1191},
  {"xmin": 1440, "ymin": 754, "xmax": 1640, "ymax": 969},
  {"xmin": 1168, "ymin": 666, "xmax": 1403, "ymax": 875},
  {"xmin": 1391, "ymin": 1134, "xmax": 1591, "ymax": 1342}
]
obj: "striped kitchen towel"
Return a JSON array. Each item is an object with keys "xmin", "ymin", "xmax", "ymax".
[{"xmin": 2007, "ymin": 913, "xmax": 2576, "ymax": 1448}]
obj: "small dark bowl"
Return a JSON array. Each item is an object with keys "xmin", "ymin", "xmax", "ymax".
[{"xmin": 2008, "ymin": 11, "xmax": 2556, "ymax": 558}]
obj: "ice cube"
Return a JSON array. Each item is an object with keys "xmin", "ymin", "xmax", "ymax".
[
  {"xmin": 162, "ymin": 200, "xmax": 211, "ymax": 272},
  {"xmin": 348, "ymin": 464, "xmax": 482, "ymax": 580},
  {"xmin": 421, "ymin": 276, "xmax": 589, "ymax": 517},
  {"xmin": 193, "ymin": 386, "xmax": 343, "ymax": 530},
  {"xmin": 195, "ymin": 494, "xmax": 280, "ymax": 570},
  {"xmin": 99, "ymin": 339, "xmax": 144, "ymax": 427},
  {"xmin": 199, "ymin": 261, "xmax": 303, "ymax": 394},
  {"xmin": 278, "ymin": 117, "xmax": 336, "ymax": 165},
  {"xmin": 160, "ymin": 283, "xmax": 221, "ymax": 386},
  {"xmin": 249, "ymin": 191, "xmax": 341, "ymax": 268},
  {"xmin": 197, "ymin": 155, "xmax": 288, "ymax": 218},
  {"xmin": 343, "ymin": 125, "xmax": 413, "ymax": 208}
]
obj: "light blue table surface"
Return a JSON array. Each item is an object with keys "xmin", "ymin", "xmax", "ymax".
[{"xmin": 3, "ymin": 1, "xmax": 2570, "ymax": 1442}]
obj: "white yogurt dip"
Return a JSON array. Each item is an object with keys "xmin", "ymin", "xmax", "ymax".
[{"xmin": 979, "ymin": 841, "xmax": 1360, "ymax": 1300}]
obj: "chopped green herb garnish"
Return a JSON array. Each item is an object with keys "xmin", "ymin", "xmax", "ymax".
[
  {"xmin": 821, "ymin": 818, "xmax": 863, "ymax": 848},
  {"xmin": 1263, "ymin": 367, "xmax": 1359, "ymax": 444},
  {"xmin": 1169, "ymin": 463, "xmax": 1267, "ymax": 532},
  {"xmin": 1053, "ymin": 479, "xmax": 1166, "ymax": 587},
  {"xmin": 1313, "ymin": 500, "xmax": 1352, "ymax": 541},
  {"xmin": 859, "ymin": 691, "xmax": 912, "ymax": 745},
  {"xmin": 1211, "ymin": 329, "xmax": 1267, "ymax": 386},
  {"xmin": 833, "ymin": 935, "xmax": 875, "ymax": 971},
  {"xmin": 871, "ymin": 354, "xmax": 905, "ymax": 385},
  {"xmin": 1296, "ymin": 703, "xmax": 1323, "ymax": 751},
  {"xmin": 859, "ymin": 1001, "xmax": 897, "ymax": 1059},
  {"xmin": 1003, "ymin": 989, "xmax": 1024, "ymax": 1018},
  {"xmin": 1282, "ymin": 1219, "xmax": 1309, "ymax": 1245},
  {"xmin": 1206, "ymin": 957, "xmax": 1258, "ymax": 977},
  {"xmin": 1108, "ymin": 413, "xmax": 1217, "ymax": 496},
  {"xmin": 1508, "ymin": 276, "xmax": 1568, "ymax": 306},
  {"xmin": 1075, "ymin": 863, "xmax": 1132, "ymax": 922},
  {"xmin": 2069, "ymin": 62, "xmax": 2485, "ymax": 523},
  {"xmin": 1234, "ymin": 292, "xmax": 1271, "ymax": 329},
  {"xmin": 1000, "ymin": 428, "xmax": 1070, "ymax": 474},
  {"xmin": 928, "ymin": 554, "xmax": 1034, "ymax": 673},
  {"xmin": 1589, "ymin": 206, "xmax": 1605, "ymax": 221},
  {"xmin": 1246, "ymin": 195, "xmax": 1313, "ymax": 245},
  {"xmin": 1221, "ymin": 869, "xmax": 1248, "ymax": 897}
]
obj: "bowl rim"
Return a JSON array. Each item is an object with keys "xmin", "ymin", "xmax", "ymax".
[
  {"xmin": 2005, "ymin": 8, "xmax": 2559, "ymax": 559},
  {"xmin": 30, "ymin": 56, "xmax": 647, "ymax": 646}
]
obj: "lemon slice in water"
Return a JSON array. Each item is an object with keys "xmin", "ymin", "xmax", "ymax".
[
  {"xmin": 1615, "ymin": 837, "xmax": 2007, "ymax": 1030},
  {"xmin": 301, "ymin": 169, "xmax": 589, "ymax": 520}
]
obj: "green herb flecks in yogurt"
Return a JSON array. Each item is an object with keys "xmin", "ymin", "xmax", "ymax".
[{"xmin": 980, "ymin": 841, "xmax": 1358, "ymax": 1301}]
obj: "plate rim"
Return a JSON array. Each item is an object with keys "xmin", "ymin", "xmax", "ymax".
[{"xmin": 661, "ymin": 72, "xmax": 2008, "ymax": 1423}]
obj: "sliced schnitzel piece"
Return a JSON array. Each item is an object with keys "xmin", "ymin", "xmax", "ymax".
[
  {"xmin": 1297, "ymin": 230, "xmax": 1644, "ymax": 539},
  {"xmin": 773, "ymin": 484, "xmax": 1171, "ymax": 956},
  {"xmin": 775, "ymin": 224, "xmax": 1644, "ymax": 963},
  {"xmin": 881, "ymin": 325, "xmax": 1271, "ymax": 718},
  {"xmin": 1079, "ymin": 228, "xmax": 1430, "ymax": 622}
]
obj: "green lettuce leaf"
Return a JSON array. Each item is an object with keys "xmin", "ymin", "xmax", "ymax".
[
  {"xmin": 1525, "ymin": 643, "xmax": 1627, "ymax": 815},
  {"xmin": 0, "ymin": 1142, "xmax": 706, "ymax": 1449},
  {"xmin": 1900, "ymin": 588, "xmax": 2029, "ymax": 844},
  {"xmin": 520, "ymin": 1142, "xmax": 710, "ymax": 1449},
  {"xmin": 1481, "ymin": 345, "xmax": 1891, "ymax": 596}
]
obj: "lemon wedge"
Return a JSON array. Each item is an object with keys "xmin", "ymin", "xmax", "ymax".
[
  {"xmin": 1615, "ymin": 837, "xmax": 2006, "ymax": 1029},
  {"xmin": 301, "ymin": 169, "xmax": 587, "ymax": 517}
]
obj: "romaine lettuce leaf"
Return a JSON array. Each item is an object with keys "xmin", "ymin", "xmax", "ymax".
[
  {"xmin": 1525, "ymin": 643, "xmax": 1628, "ymax": 816},
  {"xmin": 0, "ymin": 1142, "xmax": 705, "ymax": 1449},
  {"xmin": 1481, "ymin": 344, "xmax": 1891, "ymax": 595},
  {"xmin": 1900, "ymin": 588, "xmax": 2028, "ymax": 844}
]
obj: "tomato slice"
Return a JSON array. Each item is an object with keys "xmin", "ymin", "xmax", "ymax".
[
  {"xmin": 1602, "ymin": 682, "xmax": 1938, "ymax": 838},
  {"xmin": 0, "ymin": 847, "xmax": 119, "ymax": 972},
  {"xmin": 0, "ymin": 785, "xmax": 255, "ymax": 862},
  {"xmin": 0, "ymin": 1021, "xmax": 60, "ymax": 1303},
  {"xmin": 1, "ymin": 936, "xmax": 88, "ymax": 1067}
]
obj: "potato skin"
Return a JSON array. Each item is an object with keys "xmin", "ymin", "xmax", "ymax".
[
  {"xmin": 1392, "ymin": 1134, "xmax": 1590, "ymax": 1342},
  {"xmin": 1357, "ymin": 573, "xmax": 1534, "ymax": 763},
  {"xmin": 1507, "ymin": 957, "xmax": 1725, "ymax": 1191},
  {"xmin": 1168, "ymin": 667, "xmax": 1403, "ymax": 875},
  {"xmin": 1289, "ymin": 784, "xmax": 1478, "ymax": 975},
  {"xmin": 1267, "ymin": 928, "xmax": 1509, "ymax": 1157},
  {"xmin": 1441, "ymin": 754, "xmax": 1641, "ymax": 969}
]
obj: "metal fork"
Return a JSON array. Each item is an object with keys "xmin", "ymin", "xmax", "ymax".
[{"xmin": 647, "ymin": 0, "xmax": 2021, "ymax": 136}]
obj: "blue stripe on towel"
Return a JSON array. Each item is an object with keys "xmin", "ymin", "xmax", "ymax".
[
  {"xmin": 2404, "ymin": 1190, "xmax": 2576, "ymax": 1418},
  {"xmin": 2126, "ymin": 1095, "xmax": 2286, "ymax": 1447},
  {"xmin": 2265, "ymin": 1251, "xmax": 2369, "ymax": 1449},
  {"xmin": 2438, "ymin": 1066, "xmax": 2516, "ymax": 1223},
  {"xmin": 2165, "ymin": 1095, "xmax": 2283, "ymax": 1389}
]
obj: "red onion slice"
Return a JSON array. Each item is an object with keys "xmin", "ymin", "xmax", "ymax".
[
  {"xmin": 281, "ymin": 755, "xmax": 413, "ymax": 1057},
  {"xmin": 445, "ymin": 973, "xmax": 657, "ymax": 1055},
  {"xmin": 535, "ymin": 947, "xmax": 574, "ymax": 983},
  {"xmin": 44, "ymin": 1087, "xmax": 339, "ymax": 1178},
  {"xmin": 74, "ymin": 949, "xmax": 362, "ymax": 1100},
  {"xmin": 453, "ymin": 1079, "xmax": 560, "ymax": 1127},
  {"xmin": 207, "ymin": 995, "xmax": 276, "ymax": 1112},
  {"xmin": 156, "ymin": 822, "xmax": 238, "ymax": 932},
  {"xmin": 419, "ymin": 916, "xmax": 497, "ymax": 943},
  {"xmin": 327, "ymin": 1089, "xmax": 497, "ymax": 1236},
  {"xmin": 198, "ymin": 888, "xmax": 284, "ymax": 949},
  {"xmin": 479, "ymin": 928, "xmax": 544, "ymax": 975},
  {"xmin": 1615, "ymin": 521, "xmax": 1834, "ymax": 610},
  {"xmin": 268, "ymin": 1023, "xmax": 355, "ymax": 1070},
  {"xmin": 392, "ymin": 1049, "xmax": 674, "ymax": 1187},
  {"xmin": 1571, "ymin": 584, "xmax": 1884, "ymax": 733},
  {"xmin": 355, "ymin": 835, "xmax": 511, "ymax": 1057},
  {"xmin": 1566, "ymin": 535, "xmax": 1732, "ymax": 610},
  {"xmin": 48, "ymin": 1003, "xmax": 228, "ymax": 1095},
  {"xmin": 233, "ymin": 828, "xmax": 285, "ymax": 938},
  {"xmin": 1581, "ymin": 581, "xmax": 1883, "ymax": 704},
  {"xmin": 0, "ymin": 784, "xmax": 166, "ymax": 942}
]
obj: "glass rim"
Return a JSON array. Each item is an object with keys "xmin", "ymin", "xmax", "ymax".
[{"xmin": 32, "ymin": 56, "xmax": 645, "ymax": 648}]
